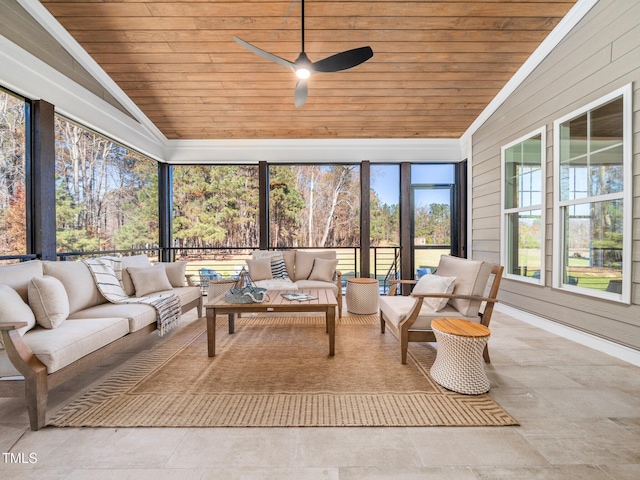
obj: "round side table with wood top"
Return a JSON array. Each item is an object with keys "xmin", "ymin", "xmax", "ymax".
[
  {"xmin": 346, "ymin": 277, "xmax": 380, "ymax": 315},
  {"xmin": 430, "ymin": 318, "xmax": 491, "ymax": 395}
]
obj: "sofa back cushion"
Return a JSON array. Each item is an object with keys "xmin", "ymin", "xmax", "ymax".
[
  {"xmin": 0, "ymin": 260, "xmax": 43, "ymax": 303},
  {"xmin": 252, "ymin": 250, "xmax": 296, "ymax": 279},
  {"xmin": 294, "ymin": 250, "xmax": 336, "ymax": 281},
  {"xmin": 43, "ymin": 261, "xmax": 106, "ymax": 315},
  {"xmin": 0, "ymin": 285, "xmax": 37, "ymax": 347},
  {"xmin": 120, "ymin": 255, "xmax": 152, "ymax": 296},
  {"xmin": 435, "ymin": 255, "xmax": 492, "ymax": 317},
  {"xmin": 28, "ymin": 276, "xmax": 70, "ymax": 329}
]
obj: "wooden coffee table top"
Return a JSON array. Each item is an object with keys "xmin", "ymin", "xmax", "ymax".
[
  {"xmin": 432, "ymin": 318, "xmax": 490, "ymax": 338},
  {"xmin": 205, "ymin": 289, "xmax": 337, "ymax": 310}
]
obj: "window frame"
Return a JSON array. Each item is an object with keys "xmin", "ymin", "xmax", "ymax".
[
  {"xmin": 552, "ymin": 84, "xmax": 632, "ymax": 303},
  {"xmin": 500, "ymin": 126, "xmax": 546, "ymax": 285}
]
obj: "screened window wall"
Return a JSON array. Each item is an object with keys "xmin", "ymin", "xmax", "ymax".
[
  {"xmin": 172, "ymin": 164, "xmax": 259, "ymax": 279},
  {"xmin": 0, "ymin": 88, "xmax": 28, "ymax": 263},
  {"xmin": 54, "ymin": 115, "xmax": 159, "ymax": 259},
  {"xmin": 411, "ymin": 164, "xmax": 455, "ymax": 279}
]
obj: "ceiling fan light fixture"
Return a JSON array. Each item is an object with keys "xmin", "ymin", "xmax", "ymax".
[{"xmin": 295, "ymin": 68, "xmax": 311, "ymax": 79}]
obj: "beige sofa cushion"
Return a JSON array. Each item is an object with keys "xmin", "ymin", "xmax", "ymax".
[
  {"xmin": 0, "ymin": 285, "xmax": 37, "ymax": 348},
  {"xmin": 411, "ymin": 274, "xmax": 456, "ymax": 311},
  {"xmin": 28, "ymin": 276, "xmax": 70, "ymax": 329},
  {"xmin": 127, "ymin": 264, "xmax": 173, "ymax": 297},
  {"xmin": 308, "ymin": 258, "xmax": 338, "ymax": 283},
  {"xmin": 43, "ymin": 261, "xmax": 105, "ymax": 315},
  {"xmin": 68, "ymin": 302, "xmax": 156, "ymax": 333},
  {"xmin": 120, "ymin": 254, "xmax": 152, "ymax": 296},
  {"xmin": 23, "ymin": 318, "xmax": 129, "ymax": 374},
  {"xmin": 160, "ymin": 261, "xmax": 187, "ymax": 287},
  {"xmin": 435, "ymin": 255, "xmax": 492, "ymax": 317},
  {"xmin": 0, "ymin": 260, "xmax": 43, "ymax": 303},
  {"xmin": 294, "ymin": 250, "xmax": 336, "ymax": 281},
  {"xmin": 247, "ymin": 257, "xmax": 273, "ymax": 281},
  {"xmin": 295, "ymin": 279, "xmax": 338, "ymax": 295}
]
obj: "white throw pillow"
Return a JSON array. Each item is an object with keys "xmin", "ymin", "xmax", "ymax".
[
  {"xmin": 0, "ymin": 284, "xmax": 37, "ymax": 347},
  {"xmin": 28, "ymin": 276, "xmax": 70, "ymax": 329},
  {"xmin": 160, "ymin": 261, "xmax": 187, "ymax": 287},
  {"xmin": 308, "ymin": 258, "xmax": 338, "ymax": 283},
  {"xmin": 411, "ymin": 274, "xmax": 456, "ymax": 311},
  {"xmin": 127, "ymin": 264, "xmax": 173, "ymax": 297},
  {"xmin": 246, "ymin": 258, "xmax": 273, "ymax": 282}
]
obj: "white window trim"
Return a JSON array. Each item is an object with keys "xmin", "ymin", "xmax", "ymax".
[
  {"xmin": 552, "ymin": 83, "xmax": 632, "ymax": 303},
  {"xmin": 500, "ymin": 127, "xmax": 546, "ymax": 285}
]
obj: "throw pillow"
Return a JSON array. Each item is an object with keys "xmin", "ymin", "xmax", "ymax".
[
  {"xmin": 411, "ymin": 274, "xmax": 456, "ymax": 311},
  {"xmin": 160, "ymin": 261, "xmax": 187, "ymax": 287},
  {"xmin": 127, "ymin": 264, "xmax": 173, "ymax": 297},
  {"xmin": 28, "ymin": 276, "xmax": 70, "ymax": 329},
  {"xmin": 308, "ymin": 258, "xmax": 338, "ymax": 283},
  {"xmin": 0, "ymin": 285, "xmax": 37, "ymax": 347},
  {"xmin": 246, "ymin": 258, "xmax": 273, "ymax": 282},
  {"xmin": 294, "ymin": 250, "xmax": 336, "ymax": 281},
  {"xmin": 120, "ymin": 254, "xmax": 152, "ymax": 296},
  {"xmin": 270, "ymin": 256, "xmax": 290, "ymax": 280}
]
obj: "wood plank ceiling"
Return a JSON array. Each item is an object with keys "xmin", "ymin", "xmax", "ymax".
[{"xmin": 40, "ymin": 1, "xmax": 578, "ymax": 140}]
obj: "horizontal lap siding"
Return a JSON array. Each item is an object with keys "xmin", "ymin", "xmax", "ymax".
[{"xmin": 471, "ymin": 0, "xmax": 640, "ymax": 350}]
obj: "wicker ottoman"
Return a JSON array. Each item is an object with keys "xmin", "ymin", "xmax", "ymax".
[
  {"xmin": 430, "ymin": 318, "xmax": 491, "ymax": 395},
  {"xmin": 346, "ymin": 277, "xmax": 379, "ymax": 314}
]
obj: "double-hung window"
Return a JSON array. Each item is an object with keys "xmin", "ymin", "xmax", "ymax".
[
  {"xmin": 553, "ymin": 85, "xmax": 632, "ymax": 302},
  {"xmin": 501, "ymin": 128, "xmax": 545, "ymax": 284}
]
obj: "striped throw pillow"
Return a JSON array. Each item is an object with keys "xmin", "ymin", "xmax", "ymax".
[{"xmin": 271, "ymin": 256, "xmax": 290, "ymax": 280}]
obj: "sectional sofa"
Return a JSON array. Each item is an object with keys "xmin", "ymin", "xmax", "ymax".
[
  {"xmin": 0, "ymin": 255, "xmax": 201, "ymax": 430},
  {"xmin": 245, "ymin": 249, "xmax": 343, "ymax": 318}
]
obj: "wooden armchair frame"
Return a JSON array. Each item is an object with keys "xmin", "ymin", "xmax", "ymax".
[{"xmin": 381, "ymin": 264, "xmax": 504, "ymax": 364}]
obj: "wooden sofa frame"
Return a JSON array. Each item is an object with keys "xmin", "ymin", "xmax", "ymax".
[{"xmin": 0, "ymin": 296, "xmax": 201, "ymax": 431}]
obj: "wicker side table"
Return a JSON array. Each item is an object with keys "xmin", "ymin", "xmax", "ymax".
[
  {"xmin": 430, "ymin": 318, "xmax": 491, "ymax": 395},
  {"xmin": 346, "ymin": 277, "xmax": 379, "ymax": 315}
]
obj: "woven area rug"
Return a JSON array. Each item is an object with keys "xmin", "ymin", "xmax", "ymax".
[{"xmin": 49, "ymin": 315, "xmax": 518, "ymax": 427}]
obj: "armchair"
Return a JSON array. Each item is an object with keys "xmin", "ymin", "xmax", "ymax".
[{"xmin": 379, "ymin": 255, "xmax": 503, "ymax": 364}]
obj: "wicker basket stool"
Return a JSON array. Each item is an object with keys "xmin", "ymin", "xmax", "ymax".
[
  {"xmin": 346, "ymin": 277, "xmax": 379, "ymax": 315},
  {"xmin": 430, "ymin": 318, "xmax": 491, "ymax": 395}
]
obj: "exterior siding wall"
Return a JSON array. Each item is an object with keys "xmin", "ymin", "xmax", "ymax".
[{"xmin": 471, "ymin": 0, "xmax": 640, "ymax": 350}]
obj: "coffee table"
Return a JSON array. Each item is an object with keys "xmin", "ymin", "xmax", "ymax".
[{"xmin": 205, "ymin": 289, "xmax": 338, "ymax": 357}]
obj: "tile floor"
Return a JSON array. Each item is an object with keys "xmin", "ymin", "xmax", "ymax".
[{"xmin": 1, "ymin": 309, "xmax": 639, "ymax": 479}]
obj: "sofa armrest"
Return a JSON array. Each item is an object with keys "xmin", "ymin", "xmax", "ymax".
[{"xmin": 0, "ymin": 322, "xmax": 47, "ymax": 379}]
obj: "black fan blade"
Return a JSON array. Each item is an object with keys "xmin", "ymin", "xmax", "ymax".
[
  {"xmin": 234, "ymin": 36, "xmax": 295, "ymax": 71},
  {"xmin": 294, "ymin": 80, "xmax": 308, "ymax": 108},
  {"xmin": 312, "ymin": 46, "xmax": 373, "ymax": 73}
]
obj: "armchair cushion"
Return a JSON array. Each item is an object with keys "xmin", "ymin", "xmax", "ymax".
[
  {"xmin": 379, "ymin": 296, "xmax": 479, "ymax": 330},
  {"xmin": 28, "ymin": 276, "xmax": 70, "ymax": 329},
  {"xmin": 411, "ymin": 274, "xmax": 456, "ymax": 311},
  {"xmin": 435, "ymin": 255, "xmax": 491, "ymax": 316}
]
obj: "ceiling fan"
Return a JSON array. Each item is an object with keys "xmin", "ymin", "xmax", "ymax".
[{"xmin": 234, "ymin": 0, "xmax": 373, "ymax": 107}]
